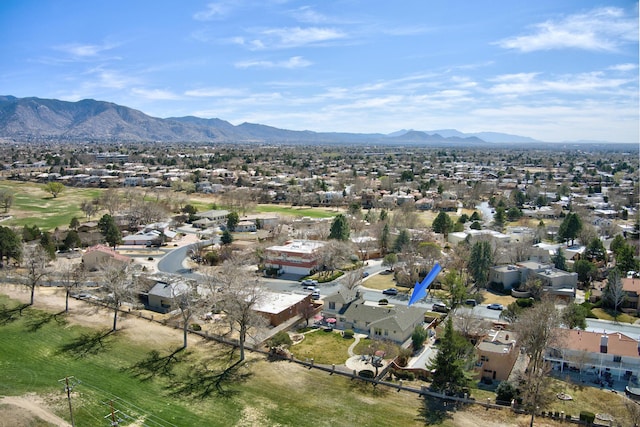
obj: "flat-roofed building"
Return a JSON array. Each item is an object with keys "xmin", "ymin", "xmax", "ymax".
[{"xmin": 264, "ymin": 239, "xmax": 325, "ymax": 275}]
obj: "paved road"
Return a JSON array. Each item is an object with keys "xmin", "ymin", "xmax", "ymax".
[{"xmin": 157, "ymin": 238, "xmax": 216, "ymax": 280}]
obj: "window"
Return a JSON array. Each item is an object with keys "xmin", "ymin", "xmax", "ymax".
[
  {"xmin": 328, "ymin": 302, "xmax": 335, "ymax": 310},
  {"xmin": 480, "ymin": 356, "xmax": 489, "ymax": 362},
  {"xmin": 374, "ymin": 328, "xmax": 382, "ymax": 335},
  {"xmin": 614, "ymin": 355, "xmax": 622, "ymax": 363}
]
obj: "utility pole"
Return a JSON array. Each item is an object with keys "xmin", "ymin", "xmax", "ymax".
[
  {"xmin": 104, "ymin": 400, "xmax": 121, "ymax": 426},
  {"xmin": 58, "ymin": 376, "xmax": 79, "ymax": 427}
]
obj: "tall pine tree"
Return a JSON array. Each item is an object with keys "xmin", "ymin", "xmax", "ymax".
[{"xmin": 428, "ymin": 317, "xmax": 472, "ymax": 395}]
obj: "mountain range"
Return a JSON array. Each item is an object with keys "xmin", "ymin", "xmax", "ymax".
[{"xmin": 0, "ymin": 95, "xmax": 539, "ymax": 145}]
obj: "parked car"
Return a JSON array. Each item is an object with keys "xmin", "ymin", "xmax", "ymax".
[
  {"xmin": 304, "ymin": 285, "xmax": 319, "ymax": 291},
  {"xmin": 301, "ymin": 279, "xmax": 318, "ymax": 286},
  {"xmin": 487, "ymin": 303, "xmax": 504, "ymax": 310},
  {"xmin": 382, "ymin": 288, "xmax": 398, "ymax": 296},
  {"xmin": 432, "ymin": 303, "xmax": 450, "ymax": 313},
  {"xmin": 464, "ymin": 299, "xmax": 478, "ymax": 307},
  {"xmin": 311, "ymin": 291, "xmax": 321, "ymax": 300}
]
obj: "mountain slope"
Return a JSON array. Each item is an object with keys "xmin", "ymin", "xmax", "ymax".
[{"xmin": 0, "ymin": 95, "xmax": 529, "ymax": 145}]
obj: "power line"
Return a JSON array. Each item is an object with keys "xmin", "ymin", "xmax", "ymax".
[
  {"xmin": 58, "ymin": 376, "xmax": 80, "ymax": 427},
  {"xmin": 80, "ymin": 379, "xmax": 179, "ymax": 427}
]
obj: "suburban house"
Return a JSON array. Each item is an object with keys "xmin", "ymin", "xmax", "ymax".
[
  {"xmin": 144, "ymin": 279, "xmax": 192, "ymax": 314},
  {"xmin": 192, "ymin": 209, "xmax": 230, "ymax": 229},
  {"xmin": 447, "ymin": 229, "xmax": 511, "ymax": 246},
  {"xmin": 82, "ymin": 244, "xmax": 132, "ymax": 271},
  {"xmin": 475, "ymin": 329, "xmax": 519, "ymax": 382},
  {"xmin": 234, "ymin": 220, "xmax": 257, "ymax": 232},
  {"xmin": 489, "ymin": 261, "xmax": 577, "ymax": 300},
  {"xmin": 264, "ymin": 239, "xmax": 325, "ymax": 276},
  {"xmin": 253, "ymin": 291, "xmax": 316, "ymax": 326},
  {"xmin": 621, "ymin": 277, "xmax": 640, "ymax": 314},
  {"xmin": 545, "ymin": 329, "xmax": 640, "ymax": 382},
  {"xmin": 322, "ymin": 286, "xmax": 426, "ymax": 344}
]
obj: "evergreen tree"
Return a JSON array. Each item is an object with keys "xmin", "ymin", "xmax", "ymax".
[
  {"xmin": 428, "ymin": 317, "xmax": 472, "ymax": 395},
  {"xmin": 552, "ymin": 247, "xmax": 567, "ymax": 271},
  {"xmin": 432, "ymin": 211, "xmax": 453, "ymax": 236},
  {"xmin": 328, "ymin": 214, "xmax": 350, "ymax": 241},
  {"xmin": 393, "ymin": 229, "xmax": 411, "ymax": 253},
  {"xmin": 226, "ymin": 211, "xmax": 239, "ymax": 232},
  {"xmin": 586, "ymin": 238, "xmax": 606, "ymax": 263},
  {"xmin": 0, "ymin": 225, "xmax": 22, "ymax": 266},
  {"xmin": 98, "ymin": 214, "xmax": 121, "ymax": 248},
  {"xmin": 221, "ymin": 229, "xmax": 233, "ymax": 245},
  {"xmin": 493, "ymin": 206, "xmax": 506, "ymax": 229},
  {"xmin": 379, "ymin": 222, "xmax": 390, "ymax": 255},
  {"xmin": 468, "ymin": 240, "xmax": 493, "ymax": 288},
  {"xmin": 558, "ymin": 212, "xmax": 582, "ymax": 245}
]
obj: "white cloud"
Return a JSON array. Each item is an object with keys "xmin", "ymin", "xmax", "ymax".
[
  {"xmin": 193, "ymin": 2, "xmax": 233, "ymax": 21},
  {"xmin": 496, "ymin": 7, "xmax": 638, "ymax": 52},
  {"xmin": 54, "ymin": 42, "xmax": 117, "ymax": 58},
  {"xmin": 290, "ymin": 6, "xmax": 329, "ymax": 24},
  {"xmin": 243, "ymin": 27, "xmax": 347, "ymax": 49},
  {"xmin": 486, "ymin": 71, "xmax": 634, "ymax": 95},
  {"xmin": 185, "ymin": 87, "xmax": 247, "ymax": 97},
  {"xmin": 608, "ymin": 63, "xmax": 637, "ymax": 72},
  {"xmin": 131, "ymin": 88, "xmax": 181, "ymax": 100},
  {"xmin": 235, "ymin": 56, "xmax": 312, "ymax": 69}
]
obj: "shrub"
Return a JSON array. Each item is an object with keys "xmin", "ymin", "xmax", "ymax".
[
  {"xmin": 358, "ymin": 370, "xmax": 375, "ymax": 379},
  {"xmin": 516, "ymin": 298, "xmax": 534, "ymax": 308},
  {"xmin": 579, "ymin": 411, "xmax": 595, "ymax": 423},
  {"xmin": 396, "ymin": 348, "xmax": 413, "ymax": 367},
  {"xmin": 190, "ymin": 323, "xmax": 202, "ymax": 331},
  {"xmin": 391, "ymin": 369, "xmax": 415, "ymax": 381},
  {"xmin": 495, "ymin": 381, "xmax": 517, "ymax": 404},
  {"xmin": 268, "ymin": 331, "xmax": 292, "ymax": 348},
  {"xmin": 343, "ymin": 329, "xmax": 354, "ymax": 339}
]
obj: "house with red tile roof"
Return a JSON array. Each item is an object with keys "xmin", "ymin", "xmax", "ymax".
[
  {"xmin": 545, "ymin": 329, "xmax": 640, "ymax": 382},
  {"xmin": 82, "ymin": 244, "xmax": 132, "ymax": 271}
]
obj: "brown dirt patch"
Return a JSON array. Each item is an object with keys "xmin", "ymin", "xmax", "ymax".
[
  {"xmin": 0, "ymin": 284, "xmax": 201, "ymax": 350},
  {"xmin": 0, "ymin": 394, "xmax": 70, "ymax": 427}
]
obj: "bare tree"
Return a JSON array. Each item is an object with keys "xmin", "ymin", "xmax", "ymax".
[
  {"xmin": 19, "ymin": 245, "xmax": 51, "ymax": 305},
  {"xmin": 172, "ymin": 280, "xmax": 200, "ymax": 349},
  {"xmin": 0, "ymin": 188, "xmax": 14, "ymax": 213},
  {"xmin": 80, "ymin": 199, "xmax": 99, "ymax": 221},
  {"xmin": 99, "ymin": 188, "xmax": 122, "ymax": 216},
  {"xmin": 453, "ymin": 309, "xmax": 490, "ymax": 340},
  {"xmin": 316, "ymin": 240, "xmax": 354, "ymax": 279},
  {"xmin": 99, "ymin": 260, "xmax": 134, "ymax": 331},
  {"xmin": 509, "ymin": 237, "xmax": 532, "ymax": 264},
  {"xmin": 515, "ymin": 299, "xmax": 562, "ymax": 427},
  {"xmin": 343, "ymin": 268, "xmax": 363, "ymax": 290},
  {"xmin": 214, "ymin": 260, "xmax": 267, "ymax": 362},
  {"xmin": 57, "ymin": 262, "xmax": 86, "ymax": 313},
  {"xmin": 603, "ymin": 269, "xmax": 626, "ymax": 316}
]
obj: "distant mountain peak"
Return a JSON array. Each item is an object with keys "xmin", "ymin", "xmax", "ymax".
[{"xmin": 0, "ymin": 95, "xmax": 539, "ymax": 145}]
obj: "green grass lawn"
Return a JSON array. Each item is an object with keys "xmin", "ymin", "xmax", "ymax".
[
  {"xmin": 590, "ymin": 307, "xmax": 638, "ymax": 323},
  {"xmin": 0, "ymin": 295, "xmax": 428, "ymax": 427},
  {"xmin": 290, "ymin": 329, "xmax": 354, "ymax": 365},
  {"xmin": 253, "ymin": 204, "xmax": 339, "ymax": 219},
  {"xmin": 0, "ymin": 181, "xmax": 102, "ymax": 230}
]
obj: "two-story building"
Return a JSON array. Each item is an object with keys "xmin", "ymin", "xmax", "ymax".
[
  {"xmin": 545, "ymin": 329, "xmax": 640, "ymax": 382},
  {"xmin": 489, "ymin": 261, "xmax": 577, "ymax": 300},
  {"xmin": 264, "ymin": 240, "xmax": 325, "ymax": 276},
  {"xmin": 475, "ymin": 329, "xmax": 519, "ymax": 382}
]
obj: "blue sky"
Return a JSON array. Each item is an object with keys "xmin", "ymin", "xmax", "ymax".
[{"xmin": 1, "ymin": 1, "xmax": 638, "ymax": 142}]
